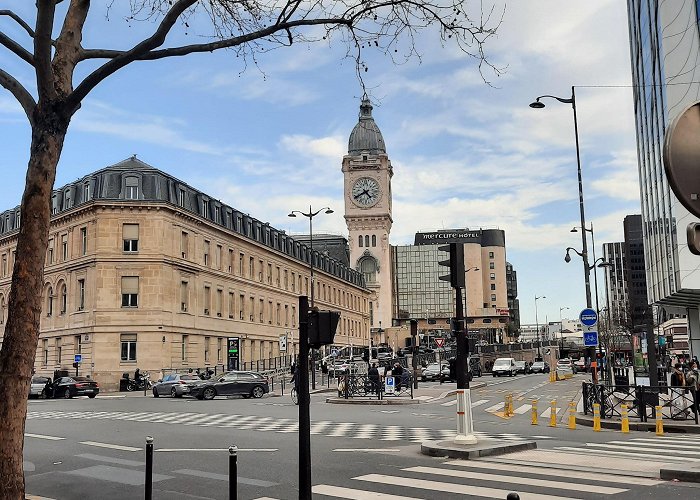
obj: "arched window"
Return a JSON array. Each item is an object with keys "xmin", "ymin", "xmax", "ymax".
[
  {"xmin": 59, "ymin": 282, "xmax": 67, "ymax": 314},
  {"xmin": 358, "ymin": 256, "xmax": 378, "ymax": 283},
  {"xmin": 46, "ymin": 286, "xmax": 54, "ymax": 316},
  {"xmin": 364, "ymin": 235, "xmax": 370, "ymax": 247},
  {"xmin": 358, "ymin": 235, "xmax": 363, "ymax": 247},
  {"xmin": 372, "ymin": 235, "xmax": 376, "ymax": 247}
]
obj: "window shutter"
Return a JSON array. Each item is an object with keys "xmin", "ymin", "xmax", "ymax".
[
  {"xmin": 123, "ymin": 224, "xmax": 139, "ymax": 240},
  {"xmin": 121, "ymin": 276, "xmax": 139, "ymax": 294}
]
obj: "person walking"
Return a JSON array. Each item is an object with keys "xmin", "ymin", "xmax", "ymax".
[
  {"xmin": 393, "ymin": 362, "xmax": 404, "ymax": 391},
  {"xmin": 671, "ymin": 363, "xmax": 687, "ymax": 418},
  {"xmin": 368, "ymin": 363, "xmax": 380, "ymax": 394},
  {"xmin": 686, "ymin": 361, "xmax": 700, "ymax": 414}
]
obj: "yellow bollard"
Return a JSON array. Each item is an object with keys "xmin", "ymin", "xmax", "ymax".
[
  {"xmin": 568, "ymin": 401, "xmax": 576, "ymax": 430},
  {"xmin": 655, "ymin": 405, "xmax": 664, "ymax": 436},
  {"xmin": 507, "ymin": 394, "xmax": 514, "ymax": 417},
  {"xmin": 549, "ymin": 400, "xmax": 557, "ymax": 427},
  {"xmin": 531, "ymin": 399, "xmax": 538, "ymax": 425},
  {"xmin": 593, "ymin": 403, "xmax": 601, "ymax": 432},
  {"xmin": 621, "ymin": 403, "xmax": 630, "ymax": 434}
]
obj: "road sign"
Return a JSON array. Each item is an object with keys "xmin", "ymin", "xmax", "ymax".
[
  {"xmin": 74, "ymin": 354, "xmax": 82, "ymax": 363},
  {"xmin": 384, "ymin": 376, "xmax": 395, "ymax": 394},
  {"xmin": 331, "ymin": 349, "xmax": 338, "ymax": 357},
  {"xmin": 435, "ymin": 338, "xmax": 445, "ymax": 348},
  {"xmin": 579, "ymin": 308, "xmax": 598, "ymax": 327},
  {"xmin": 279, "ymin": 335, "xmax": 287, "ymax": 353},
  {"xmin": 583, "ymin": 331, "xmax": 598, "ymax": 347}
]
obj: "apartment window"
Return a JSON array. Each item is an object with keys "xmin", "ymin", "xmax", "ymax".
[
  {"xmin": 43, "ymin": 339, "xmax": 48, "ymax": 366},
  {"xmin": 181, "ymin": 231, "xmax": 189, "ymax": 258},
  {"xmin": 268, "ymin": 263, "xmax": 272, "ymax": 284},
  {"xmin": 292, "ymin": 306, "xmax": 296, "ymax": 327},
  {"xmin": 46, "ymin": 287, "xmax": 53, "ymax": 316},
  {"xmin": 491, "ymin": 294, "xmax": 497, "ymax": 301},
  {"xmin": 123, "ymin": 224, "xmax": 139, "ymax": 252},
  {"xmin": 125, "ymin": 176, "xmax": 139, "ymax": 199},
  {"xmin": 15, "ymin": 212, "xmax": 20, "ymax": 228},
  {"xmin": 181, "ymin": 335, "xmax": 188, "ymax": 361},
  {"xmin": 80, "ymin": 227, "xmax": 87, "ymax": 255},
  {"xmin": 239, "ymin": 293, "xmax": 245, "ymax": 319},
  {"xmin": 249, "ymin": 257, "xmax": 254, "ymax": 279},
  {"xmin": 121, "ymin": 276, "xmax": 139, "ymax": 307},
  {"xmin": 239, "ymin": 253, "xmax": 244, "ymax": 276},
  {"xmin": 490, "ymin": 284, "xmax": 496, "ymax": 291},
  {"xmin": 229, "ymin": 249, "xmax": 234, "ymax": 272},
  {"xmin": 249, "ymin": 296, "xmax": 255, "ymax": 321},
  {"xmin": 228, "ymin": 292, "xmax": 234, "ymax": 318},
  {"xmin": 61, "ymin": 234, "xmax": 68, "ymax": 261},
  {"xmin": 276, "ymin": 266, "xmax": 281, "ymax": 286},
  {"xmin": 60, "ymin": 283, "xmax": 67, "ymax": 314},
  {"xmin": 202, "ymin": 201, "xmax": 209, "ymax": 219},
  {"xmin": 1, "ymin": 254, "xmax": 6, "ymax": 277},
  {"xmin": 284, "ymin": 270, "xmax": 289, "ymax": 290},
  {"xmin": 259, "ymin": 298, "xmax": 264, "ymax": 322},
  {"xmin": 47, "ymin": 240, "xmax": 54, "ymax": 265},
  {"xmin": 365, "ymin": 235, "xmax": 369, "ymax": 247},
  {"xmin": 489, "ymin": 262, "xmax": 495, "ymax": 270},
  {"xmin": 52, "ymin": 194, "xmax": 58, "ymax": 214},
  {"xmin": 77, "ymin": 279, "xmax": 85, "ymax": 311},
  {"xmin": 358, "ymin": 235, "xmax": 363, "ymax": 247},
  {"xmin": 216, "ymin": 289, "xmax": 223, "ymax": 317},
  {"xmin": 276, "ymin": 303, "xmax": 281, "ymax": 325},
  {"xmin": 0, "ymin": 295, "xmax": 4, "ymax": 324},
  {"xmin": 204, "ymin": 240, "xmax": 210, "ymax": 266},
  {"xmin": 305, "ymin": 277, "xmax": 309, "ymax": 295},
  {"xmin": 214, "ymin": 206, "xmax": 220, "ymax": 223},
  {"xmin": 489, "ymin": 251, "xmax": 494, "ymax": 259},
  {"xmin": 204, "ymin": 285, "xmax": 211, "ymax": 315},
  {"xmin": 180, "ymin": 281, "xmax": 188, "ymax": 312},
  {"xmin": 217, "ymin": 245, "xmax": 223, "ymax": 270},
  {"xmin": 217, "ymin": 338, "xmax": 223, "ymax": 362},
  {"xmin": 259, "ymin": 259, "xmax": 264, "ymax": 281},
  {"xmin": 268, "ymin": 300, "xmax": 273, "ymax": 324},
  {"xmin": 490, "ymin": 273, "xmax": 495, "ymax": 280},
  {"xmin": 84, "ymin": 182, "xmax": 90, "ymax": 201},
  {"xmin": 178, "ymin": 189, "xmax": 186, "ymax": 207},
  {"xmin": 64, "ymin": 190, "xmax": 72, "ymax": 209},
  {"xmin": 285, "ymin": 304, "xmax": 289, "ymax": 326},
  {"xmin": 291, "ymin": 273, "xmax": 296, "ymax": 292},
  {"xmin": 56, "ymin": 337, "xmax": 62, "ymax": 364},
  {"xmin": 204, "ymin": 336, "xmax": 211, "ymax": 363},
  {"xmin": 372, "ymin": 235, "xmax": 376, "ymax": 247}
]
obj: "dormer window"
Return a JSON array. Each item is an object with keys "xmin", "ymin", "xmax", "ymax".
[
  {"xmin": 178, "ymin": 189, "xmax": 186, "ymax": 207},
  {"xmin": 64, "ymin": 190, "xmax": 72, "ymax": 209},
  {"xmin": 363, "ymin": 155, "xmax": 368, "ymax": 161},
  {"xmin": 14, "ymin": 212, "xmax": 20, "ymax": 229},
  {"xmin": 84, "ymin": 183, "xmax": 90, "ymax": 201},
  {"xmin": 52, "ymin": 194, "xmax": 58, "ymax": 214},
  {"xmin": 202, "ymin": 200, "xmax": 209, "ymax": 218},
  {"xmin": 125, "ymin": 176, "xmax": 139, "ymax": 199}
]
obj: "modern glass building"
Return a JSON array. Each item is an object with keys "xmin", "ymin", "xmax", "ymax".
[{"xmin": 627, "ymin": 0, "xmax": 700, "ymax": 356}]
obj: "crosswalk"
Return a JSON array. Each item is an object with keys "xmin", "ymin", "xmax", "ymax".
[
  {"xmin": 26, "ymin": 410, "xmax": 545, "ymax": 443},
  {"xmin": 310, "ymin": 457, "xmax": 663, "ymax": 499},
  {"xmin": 440, "ymin": 394, "xmax": 581, "ymax": 422},
  {"xmin": 553, "ymin": 435, "xmax": 700, "ymax": 463}
]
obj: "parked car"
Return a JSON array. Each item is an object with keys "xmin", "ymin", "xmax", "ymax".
[
  {"xmin": 574, "ymin": 358, "xmax": 588, "ymax": 372},
  {"xmin": 52, "ymin": 376, "xmax": 99, "ymax": 398},
  {"xmin": 492, "ymin": 357, "xmax": 517, "ymax": 377},
  {"xmin": 557, "ymin": 358, "xmax": 577, "ymax": 374},
  {"xmin": 421, "ymin": 362, "xmax": 450, "ymax": 381},
  {"xmin": 187, "ymin": 371, "xmax": 270, "ymax": 400},
  {"xmin": 29, "ymin": 376, "xmax": 52, "ymax": 399},
  {"xmin": 152, "ymin": 373, "xmax": 201, "ymax": 398},
  {"xmin": 530, "ymin": 361, "xmax": 550, "ymax": 374},
  {"xmin": 514, "ymin": 360, "xmax": 528, "ymax": 374}
]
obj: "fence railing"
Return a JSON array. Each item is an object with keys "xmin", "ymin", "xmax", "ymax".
[
  {"xmin": 338, "ymin": 373, "xmax": 414, "ymax": 400},
  {"xmin": 583, "ymin": 382, "xmax": 698, "ymax": 423}
]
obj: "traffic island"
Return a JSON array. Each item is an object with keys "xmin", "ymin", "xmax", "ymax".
[
  {"xmin": 420, "ymin": 439, "xmax": 537, "ymax": 459},
  {"xmin": 325, "ymin": 397, "xmax": 418, "ymax": 405}
]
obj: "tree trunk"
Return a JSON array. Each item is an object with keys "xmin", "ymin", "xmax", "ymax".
[{"xmin": 0, "ymin": 111, "xmax": 67, "ymax": 500}]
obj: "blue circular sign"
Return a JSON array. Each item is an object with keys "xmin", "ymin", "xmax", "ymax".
[{"xmin": 579, "ymin": 308, "xmax": 598, "ymax": 326}]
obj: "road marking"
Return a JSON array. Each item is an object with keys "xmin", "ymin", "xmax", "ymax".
[
  {"xmin": 586, "ymin": 442, "xmax": 700, "ymax": 457},
  {"xmin": 471, "ymin": 399, "xmax": 489, "ymax": 407},
  {"xmin": 173, "ymin": 469, "xmax": 277, "ymax": 487},
  {"xmin": 157, "ymin": 448, "xmax": 278, "ymax": 452},
  {"xmin": 440, "ymin": 399, "xmax": 457, "ymax": 406},
  {"xmin": 24, "ymin": 433, "xmax": 65, "ymax": 441},
  {"xmin": 630, "ymin": 438, "xmax": 700, "ymax": 449},
  {"xmin": 554, "ymin": 446, "xmax": 700, "ymax": 462},
  {"xmin": 484, "ymin": 403, "xmax": 504, "ymax": 412},
  {"xmin": 514, "ymin": 404, "xmax": 532, "ymax": 414},
  {"xmin": 405, "ymin": 466, "xmax": 626, "ymax": 495},
  {"xmin": 79, "ymin": 441, "xmax": 141, "ymax": 452},
  {"xmin": 313, "ymin": 484, "xmax": 421, "ymax": 499},
  {"xmin": 354, "ymin": 473, "xmax": 579, "ymax": 500},
  {"xmin": 333, "ymin": 449, "xmax": 402, "ymax": 452},
  {"xmin": 76, "ymin": 453, "xmax": 144, "ymax": 467}
]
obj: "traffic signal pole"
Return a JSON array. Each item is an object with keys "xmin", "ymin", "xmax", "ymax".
[
  {"xmin": 454, "ymin": 285, "xmax": 477, "ymax": 445},
  {"xmin": 298, "ymin": 296, "xmax": 311, "ymax": 499}
]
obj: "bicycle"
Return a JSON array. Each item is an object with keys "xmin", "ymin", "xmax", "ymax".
[{"xmin": 291, "ymin": 387, "xmax": 298, "ymax": 405}]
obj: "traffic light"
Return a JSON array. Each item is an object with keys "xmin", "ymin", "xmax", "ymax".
[
  {"xmin": 438, "ymin": 243, "xmax": 465, "ymax": 288},
  {"xmin": 308, "ymin": 310, "xmax": 341, "ymax": 348}
]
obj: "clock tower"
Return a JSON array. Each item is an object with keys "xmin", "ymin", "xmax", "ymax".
[{"xmin": 343, "ymin": 97, "xmax": 393, "ymax": 332}]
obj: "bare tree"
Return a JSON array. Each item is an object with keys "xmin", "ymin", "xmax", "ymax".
[{"xmin": 0, "ymin": 1, "xmax": 501, "ymax": 496}]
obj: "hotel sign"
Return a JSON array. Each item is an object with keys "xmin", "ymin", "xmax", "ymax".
[{"xmin": 414, "ymin": 230, "xmax": 481, "ymax": 245}]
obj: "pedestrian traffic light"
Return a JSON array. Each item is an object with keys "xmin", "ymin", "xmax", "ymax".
[
  {"xmin": 438, "ymin": 243, "xmax": 465, "ymax": 288},
  {"xmin": 308, "ymin": 310, "xmax": 341, "ymax": 348}
]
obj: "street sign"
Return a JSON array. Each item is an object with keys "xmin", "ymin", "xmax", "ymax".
[
  {"xmin": 227, "ymin": 337, "xmax": 240, "ymax": 371},
  {"xmin": 74, "ymin": 354, "xmax": 82, "ymax": 363},
  {"xmin": 579, "ymin": 308, "xmax": 598, "ymax": 327},
  {"xmin": 331, "ymin": 349, "xmax": 338, "ymax": 357},
  {"xmin": 279, "ymin": 335, "xmax": 287, "ymax": 353},
  {"xmin": 583, "ymin": 331, "xmax": 598, "ymax": 347},
  {"xmin": 435, "ymin": 338, "xmax": 445, "ymax": 348},
  {"xmin": 384, "ymin": 376, "xmax": 395, "ymax": 394}
]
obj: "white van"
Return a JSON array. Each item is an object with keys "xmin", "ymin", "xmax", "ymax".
[{"xmin": 492, "ymin": 357, "xmax": 517, "ymax": 377}]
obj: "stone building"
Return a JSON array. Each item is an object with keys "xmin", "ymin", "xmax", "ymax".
[{"xmin": 0, "ymin": 157, "xmax": 370, "ymax": 389}]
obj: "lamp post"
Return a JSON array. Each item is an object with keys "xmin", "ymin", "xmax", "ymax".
[
  {"xmin": 535, "ymin": 295, "xmax": 546, "ymax": 360},
  {"xmin": 559, "ymin": 306, "xmax": 569, "ymax": 339},
  {"xmin": 288, "ymin": 205, "xmax": 334, "ymax": 390},
  {"xmin": 531, "ymin": 88, "xmax": 595, "ymax": 379}
]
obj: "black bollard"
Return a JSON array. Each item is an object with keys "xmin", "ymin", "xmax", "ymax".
[
  {"xmin": 506, "ymin": 493, "xmax": 520, "ymax": 500},
  {"xmin": 229, "ymin": 445, "xmax": 238, "ymax": 500},
  {"xmin": 145, "ymin": 436, "xmax": 154, "ymax": 500}
]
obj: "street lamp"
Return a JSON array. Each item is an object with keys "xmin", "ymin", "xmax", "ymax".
[
  {"xmin": 535, "ymin": 295, "xmax": 546, "ymax": 360},
  {"xmin": 531, "ymin": 87, "xmax": 595, "ymax": 380},
  {"xmin": 559, "ymin": 306, "xmax": 569, "ymax": 341},
  {"xmin": 288, "ymin": 205, "xmax": 333, "ymax": 389}
]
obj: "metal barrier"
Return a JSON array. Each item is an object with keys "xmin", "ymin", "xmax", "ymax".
[
  {"xmin": 583, "ymin": 382, "xmax": 698, "ymax": 423},
  {"xmin": 339, "ymin": 373, "xmax": 414, "ymax": 400}
]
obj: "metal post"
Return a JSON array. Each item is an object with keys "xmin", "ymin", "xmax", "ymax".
[
  {"xmin": 454, "ymin": 285, "xmax": 477, "ymax": 444},
  {"xmin": 411, "ymin": 320, "xmax": 419, "ymax": 389},
  {"xmin": 298, "ymin": 295, "xmax": 312, "ymax": 500},
  {"xmin": 145, "ymin": 436, "xmax": 153, "ymax": 500},
  {"xmin": 229, "ymin": 445, "xmax": 238, "ymax": 500}
]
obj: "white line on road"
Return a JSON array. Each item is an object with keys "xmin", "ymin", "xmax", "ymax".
[
  {"xmin": 313, "ymin": 484, "xmax": 422, "ymax": 499},
  {"xmin": 440, "ymin": 399, "xmax": 457, "ymax": 406},
  {"xmin": 157, "ymin": 448, "xmax": 278, "ymax": 452},
  {"xmin": 24, "ymin": 433, "xmax": 65, "ymax": 441},
  {"xmin": 333, "ymin": 449, "xmax": 402, "ymax": 452},
  {"xmin": 471, "ymin": 399, "xmax": 489, "ymax": 407},
  {"xmin": 514, "ymin": 404, "xmax": 532, "ymax": 414},
  {"xmin": 484, "ymin": 403, "xmax": 504, "ymax": 412},
  {"xmin": 79, "ymin": 441, "xmax": 141, "ymax": 452}
]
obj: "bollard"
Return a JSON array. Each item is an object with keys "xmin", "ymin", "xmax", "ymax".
[
  {"xmin": 229, "ymin": 445, "xmax": 238, "ymax": 500},
  {"xmin": 655, "ymin": 406, "xmax": 664, "ymax": 436},
  {"xmin": 531, "ymin": 399, "xmax": 538, "ymax": 425},
  {"xmin": 506, "ymin": 493, "xmax": 520, "ymax": 500},
  {"xmin": 621, "ymin": 403, "xmax": 630, "ymax": 434},
  {"xmin": 508, "ymin": 394, "xmax": 514, "ymax": 417},
  {"xmin": 549, "ymin": 400, "xmax": 557, "ymax": 427},
  {"xmin": 593, "ymin": 403, "xmax": 601, "ymax": 432},
  {"xmin": 503, "ymin": 394, "xmax": 512, "ymax": 417},
  {"xmin": 145, "ymin": 436, "xmax": 154, "ymax": 500},
  {"xmin": 568, "ymin": 401, "xmax": 576, "ymax": 430}
]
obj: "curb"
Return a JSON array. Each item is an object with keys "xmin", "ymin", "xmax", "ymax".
[
  {"xmin": 420, "ymin": 439, "xmax": 537, "ymax": 459},
  {"xmin": 575, "ymin": 414, "xmax": 700, "ymax": 433},
  {"xmin": 660, "ymin": 466, "xmax": 700, "ymax": 483},
  {"xmin": 326, "ymin": 397, "xmax": 419, "ymax": 405}
]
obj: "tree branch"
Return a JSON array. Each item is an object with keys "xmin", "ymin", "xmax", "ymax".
[
  {"xmin": 0, "ymin": 31, "xmax": 34, "ymax": 66},
  {"xmin": 35, "ymin": 0, "xmax": 58, "ymax": 101},
  {"xmin": 52, "ymin": 0, "xmax": 90, "ymax": 97},
  {"xmin": 0, "ymin": 68, "xmax": 36, "ymax": 123},
  {"xmin": 0, "ymin": 10, "xmax": 36, "ymax": 39}
]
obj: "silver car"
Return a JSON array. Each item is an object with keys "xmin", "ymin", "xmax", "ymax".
[
  {"xmin": 29, "ymin": 376, "xmax": 52, "ymax": 398},
  {"xmin": 152, "ymin": 373, "xmax": 201, "ymax": 398}
]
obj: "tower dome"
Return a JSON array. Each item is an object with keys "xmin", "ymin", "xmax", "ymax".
[{"xmin": 348, "ymin": 97, "xmax": 386, "ymax": 155}]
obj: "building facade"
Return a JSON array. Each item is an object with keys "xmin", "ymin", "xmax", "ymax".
[
  {"xmin": 0, "ymin": 158, "xmax": 370, "ymax": 389},
  {"xmin": 506, "ymin": 261, "xmax": 520, "ymax": 334},
  {"xmin": 603, "ymin": 241, "xmax": 628, "ymax": 325}
]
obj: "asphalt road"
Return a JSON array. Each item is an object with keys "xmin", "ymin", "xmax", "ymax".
[{"xmin": 22, "ymin": 373, "xmax": 700, "ymax": 499}]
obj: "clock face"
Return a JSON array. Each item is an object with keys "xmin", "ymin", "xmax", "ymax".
[{"xmin": 351, "ymin": 177, "xmax": 381, "ymax": 207}]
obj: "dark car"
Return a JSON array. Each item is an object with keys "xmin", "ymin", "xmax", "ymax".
[
  {"xmin": 530, "ymin": 361, "xmax": 550, "ymax": 374},
  {"xmin": 187, "ymin": 371, "xmax": 269, "ymax": 400},
  {"xmin": 152, "ymin": 373, "xmax": 201, "ymax": 398},
  {"xmin": 514, "ymin": 361, "xmax": 528, "ymax": 374},
  {"xmin": 52, "ymin": 376, "xmax": 99, "ymax": 398}
]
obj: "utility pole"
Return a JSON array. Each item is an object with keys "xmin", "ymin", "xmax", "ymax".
[
  {"xmin": 297, "ymin": 296, "xmax": 311, "ymax": 499},
  {"xmin": 411, "ymin": 319, "xmax": 419, "ymax": 389}
]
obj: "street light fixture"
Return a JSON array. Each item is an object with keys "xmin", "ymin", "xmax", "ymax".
[
  {"xmin": 288, "ymin": 205, "xmax": 334, "ymax": 389},
  {"xmin": 531, "ymin": 87, "xmax": 596, "ymax": 381},
  {"xmin": 559, "ymin": 306, "xmax": 569, "ymax": 340},
  {"xmin": 535, "ymin": 295, "xmax": 546, "ymax": 360}
]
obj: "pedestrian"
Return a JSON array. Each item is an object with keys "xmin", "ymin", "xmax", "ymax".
[
  {"xmin": 368, "ymin": 363, "xmax": 380, "ymax": 394},
  {"xmin": 321, "ymin": 361, "xmax": 328, "ymax": 375},
  {"xmin": 686, "ymin": 361, "xmax": 700, "ymax": 414},
  {"xmin": 393, "ymin": 362, "xmax": 404, "ymax": 391},
  {"xmin": 671, "ymin": 362, "xmax": 687, "ymax": 418},
  {"xmin": 290, "ymin": 360, "xmax": 296, "ymax": 375}
]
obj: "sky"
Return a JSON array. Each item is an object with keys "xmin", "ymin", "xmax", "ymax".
[{"xmin": 0, "ymin": 1, "xmax": 640, "ymax": 325}]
